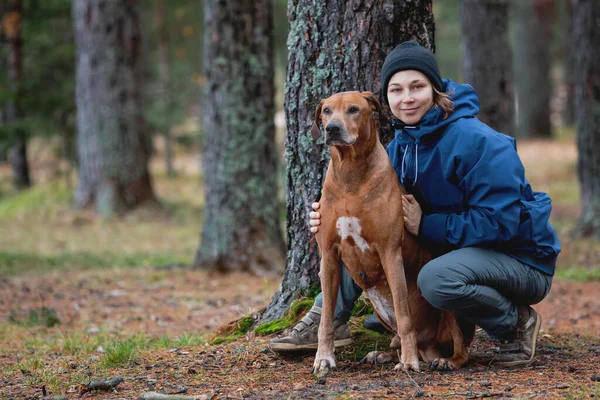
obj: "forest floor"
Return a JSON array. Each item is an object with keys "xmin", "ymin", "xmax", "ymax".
[
  {"xmin": 1, "ymin": 135, "xmax": 599, "ymax": 399},
  {"xmin": 0, "ymin": 269, "xmax": 599, "ymax": 399}
]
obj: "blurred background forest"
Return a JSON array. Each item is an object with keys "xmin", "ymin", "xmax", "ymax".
[
  {"xmin": 1, "ymin": 0, "xmax": 599, "ymax": 398},
  {"xmin": 1, "ymin": 0, "xmax": 596, "ymax": 279}
]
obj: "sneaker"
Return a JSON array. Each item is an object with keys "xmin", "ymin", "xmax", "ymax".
[
  {"xmin": 492, "ymin": 305, "xmax": 542, "ymax": 367},
  {"xmin": 269, "ymin": 306, "xmax": 352, "ymax": 352}
]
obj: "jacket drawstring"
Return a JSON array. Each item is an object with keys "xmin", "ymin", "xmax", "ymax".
[
  {"xmin": 401, "ymin": 144, "xmax": 408, "ymax": 186},
  {"xmin": 400, "ymin": 136, "xmax": 420, "ymax": 187},
  {"xmin": 413, "ymin": 139, "xmax": 420, "ymax": 186}
]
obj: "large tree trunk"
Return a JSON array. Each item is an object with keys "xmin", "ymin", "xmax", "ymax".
[
  {"xmin": 512, "ymin": 0, "xmax": 554, "ymax": 138},
  {"xmin": 262, "ymin": 0, "xmax": 436, "ymax": 322},
  {"xmin": 195, "ymin": 0, "xmax": 286, "ymax": 274},
  {"xmin": 72, "ymin": 0, "xmax": 156, "ymax": 217},
  {"xmin": 572, "ymin": 0, "xmax": 600, "ymax": 240},
  {"xmin": 1, "ymin": 0, "xmax": 31, "ymax": 190},
  {"xmin": 459, "ymin": 0, "xmax": 514, "ymax": 136}
]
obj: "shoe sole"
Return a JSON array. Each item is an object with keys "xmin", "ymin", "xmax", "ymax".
[
  {"xmin": 493, "ymin": 312, "xmax": 542, "ymax": 368},
  {"xmin": 269, "ymin": 338, "xmax": 353, "ymax": 352}
]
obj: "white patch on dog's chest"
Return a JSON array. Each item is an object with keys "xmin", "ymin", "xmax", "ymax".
[{"xmin": 335, "ymin": 216, "xmax": 370, "ymax": 253}]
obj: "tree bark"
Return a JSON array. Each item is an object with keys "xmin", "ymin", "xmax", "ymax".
[
  {"xmin": 572, "ymin": 0, "xmax": 600, "ymax": 240},
  {"xmin": 72, "ymin": 0, "xmax": 156, "ymax": 217},
  {"xmin": 459, "ymin": 0, "xmax": 514, "ymax": 136},
  {"xmin": 512, "ymin": 0, "xmax": 554, "ymax": 138},
  {"xmin": 1, "ymin": 0, "xmax": 31, "ymax": 189},
  {"xmin": 262, "ymin": 0, "xmax": 436, "ymax": 322},
  {"xmin": 195, "ymin": 0, "xmax": 286, "ymax": 275}
]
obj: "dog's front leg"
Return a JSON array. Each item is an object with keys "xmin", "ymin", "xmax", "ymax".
[
  {"xmin": 313, "ymin": 254, "xmax": 340, "ymax": 375},
  {"xmin": 383, "ymin": 251, "xmax": 420, "ymax": 372}
]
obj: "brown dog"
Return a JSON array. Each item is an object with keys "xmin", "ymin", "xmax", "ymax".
[{"xmin": 310, "ymin": 91, "xmax": 474, "ymax": 374}]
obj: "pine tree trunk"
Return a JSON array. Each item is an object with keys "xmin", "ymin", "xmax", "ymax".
[
  {"xmin": 1, "ymin": 0, "xmax": 31, "ymax": 190},
  {"xmin": 195, "ymin": 0, "xmax": 286, "ymax": 274},
  {"xmin": 261, "ymin": 0, "xmax": 436, "ymax": 322},
  {"xmin": 512, "ymin": 0, "xmax": 554, "ymax": 138},
  {"xmin": 72, "ymin": 0, "xmax": 156, "ymax": 217},
  {"xmin": 572, "ymin": 0, "xmax": 600, "ymax": 240},
  {"xmin": 460, "ymin": 0, "xmax": 514, "ymax": 136}
]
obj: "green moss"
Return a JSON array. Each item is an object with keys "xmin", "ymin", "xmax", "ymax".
[
  {"xmin": 338, "ymin": 329, "xmax": 393, "ymax": 362},
  {"xmin": 210, "ymin": 315, "xmax": 255, "ymax": 345},
  {"xmin": 254, "ymin": 298, "xmax": 315, "ymax": 335},
  {"xmin": 351, "ymin": 297, "xmax": 374, "ymax": 317},
  {"xmin": 306, "ymin": 286, "xmax": 321, "ymax": 300}
]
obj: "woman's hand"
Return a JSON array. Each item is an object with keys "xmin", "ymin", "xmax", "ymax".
[
  {"xmin": 309, "ymin": 202, "xmax": 321, "ymax": 233},
  {"xmin": 402, "ymin": 194, "xmax": 422, "ymax": 236}
]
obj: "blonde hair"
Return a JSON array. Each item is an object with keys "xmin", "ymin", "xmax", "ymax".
[{"xmin": 433, "ymin": 86, "xmax": 454, "ymax": 119}]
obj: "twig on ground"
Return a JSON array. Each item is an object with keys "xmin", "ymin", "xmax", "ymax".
[
  {"xmin": 138, "ymin": 391, "xmax": 217, "ymax": 400},
  {"xmin": 165, "ymin": 382, "xmax": 188, "ymax": 394},
  {"xmin": 79, "ymin": 376, "xmax": 124, "ymax": 394}
]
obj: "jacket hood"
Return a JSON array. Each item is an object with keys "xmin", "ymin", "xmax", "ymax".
[{"xmin": 391, "ymin": 79, "xmax": 480, "ymax": 140}]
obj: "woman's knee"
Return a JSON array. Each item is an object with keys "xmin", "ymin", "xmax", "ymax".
[{"xmin": 417, "ymin": 260, "xmax": 446, "ymax": 305}]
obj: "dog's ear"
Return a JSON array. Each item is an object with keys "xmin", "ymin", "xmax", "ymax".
[
  {"xmin": 362, "ymin": 91, "xmax": 388, "ymax": 130},
  {"xmin": 310, "ymin": 100, "xmax": 324, "ymax": 140}
]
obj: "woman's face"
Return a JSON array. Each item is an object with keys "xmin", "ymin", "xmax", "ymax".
[{"xmin": 387, "ymin": 70, "xmax": 434, "ymax": 125}]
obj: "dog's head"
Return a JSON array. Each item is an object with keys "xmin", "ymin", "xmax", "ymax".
[{"xmin": 310, "ymin": 91, "xmax": 383, "ymax": 147}]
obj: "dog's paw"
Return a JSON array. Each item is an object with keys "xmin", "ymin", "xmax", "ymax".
[
  {"xmin": 394, "ymin": 355, "xmax": 421, "ymax": 372},
  {"xmin": 429, "ymin": 357, "xmax": 457, "ymax": 371},
  {"xmin": 360, "ymin": 351, "xmax": 397, "ymax": 365},
  {"xmin": 312, "ymin": 355, "xmax": 336, "ymax": 375}
]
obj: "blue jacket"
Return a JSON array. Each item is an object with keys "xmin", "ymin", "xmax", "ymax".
[{"xmin": 386, "ymin": 79, "xmax": 560, "ymax": 275}]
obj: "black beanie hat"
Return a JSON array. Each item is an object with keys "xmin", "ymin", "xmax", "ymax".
[{"xmin": 380, "ymin": 40, "xmax": 443, "ymax": 102}]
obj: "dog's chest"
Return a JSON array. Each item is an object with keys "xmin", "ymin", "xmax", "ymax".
[{"xmin": 335, "ymin": 216, "xmax": 370, "ymax": 253}]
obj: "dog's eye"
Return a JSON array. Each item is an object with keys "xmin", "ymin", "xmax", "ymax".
[
  {"xmin": 348, "ymin": 106, "xmax": 359, "ymax": 114},
  {"xmin": 323, "ymin": 107, "xmax": 332, "ymax": 115}
]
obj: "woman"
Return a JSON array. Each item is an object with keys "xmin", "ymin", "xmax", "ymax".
[{"xmin": 270, "ymin": 40, "xmax": 560, "ymax": 367}]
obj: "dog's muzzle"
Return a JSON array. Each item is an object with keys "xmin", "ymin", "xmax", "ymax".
[{"xmin": 325, "ymin": 122, "xmax": 354, "ymax": 146}]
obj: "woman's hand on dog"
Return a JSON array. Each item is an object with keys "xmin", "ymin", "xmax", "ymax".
[
  {"xmin": 402, "ymin": 194, "xmax": 422, "ymax": 236},
  {"xmin": 311, "ymin": 196, "xmax": 422, "ymax": 236},
  {"xmin": 309, "ymin": 202, "xmax": 321, "ymax": 233}
]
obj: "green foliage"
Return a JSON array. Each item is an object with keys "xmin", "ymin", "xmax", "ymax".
[
  {"xmin": 351, "ymin": 297, "xmax": 374, "ymax": 318},
  {"xmin": 305, "ymin": 286, "xmax": 321, "ymax": 300},
  {"xmin": 338, "ymin": 329, "xmax": 392, "ymax": 362},
  {"xmin": 143, "ymin": 0, "xmax": 203, "ymax": 140},
  {"xmin": 0, "ymin": 182, "xmax": 71, "ymax": 218},
  {"xmin": 9, "ymin": 307, "xmax": 61, "ymax": 328},
  {"xmin": 0, "ymin": 0, "xmax": 76, "ymax": 157},
  {"xmin": 555, "ymin": 268, "xmax": 600, "ymax": 281},
  {"xmin": 0, "ymin": 251, "xmax": 187, "ymax": 278},
  {"xmin": 211, "ymin": 316, "xmax": 255, "ymax": 345},
  {"xmin": 254, "ymin": 298, "xmax": 314, "ymax": 335},
  {"xmin": 100, "ymin": 339, "xmax": 139, "ymax": 368}
]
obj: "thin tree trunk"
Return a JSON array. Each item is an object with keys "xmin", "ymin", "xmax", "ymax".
[
  {"xmin": 460, "ymin": 0, "xmax": 514, "ymax": 136},
  {"xmin": 512, "ymin": 0, "xmax": 554, "ymax": 138},
  {"xmin": 155, "ymin": 0, "xmax": 175, "ymax": 177},
  {"xmin": 572, "ymin": 0, "xmax": 600, "ymax": 240},
  {"xmin": 561, "ymin": 0, "xmax": 575, "ymax": 126},
  {"xmin": 195, "ymin": 0, "xmax": 285, "ymax": 275},
  {"xmin": 1, "ymin": 0, "xmax": 31, "ymax": 189},
  {"xmin": 72, "ymin": 0, "xmax": 156, "ymax": 217},
  {"xmin": 262, "ymin": 0, "xmax": 436, "ymax": 322}
]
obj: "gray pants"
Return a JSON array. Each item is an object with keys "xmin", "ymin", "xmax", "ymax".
[{"xmin": 314, "ymin": 247, "xmax": 552, "ymax": 340}]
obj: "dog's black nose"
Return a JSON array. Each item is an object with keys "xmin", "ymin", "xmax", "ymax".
[{"xmin": 326, "ymin": 122, "xmax": 342, "ymax": 134}]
